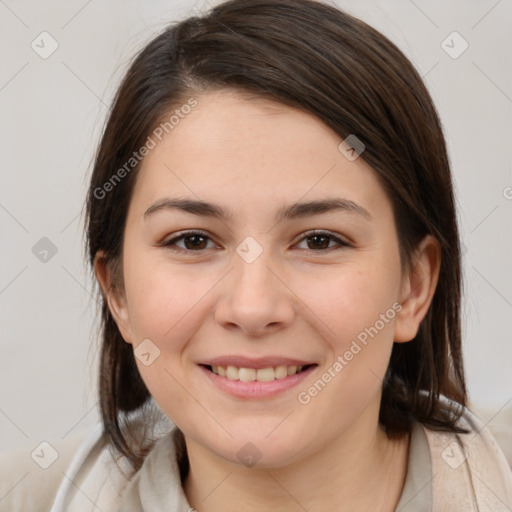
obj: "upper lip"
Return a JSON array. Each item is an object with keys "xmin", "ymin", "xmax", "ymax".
[{"xmin": 199, "ymin": 356, "xmax": 315, "ymax": 369}]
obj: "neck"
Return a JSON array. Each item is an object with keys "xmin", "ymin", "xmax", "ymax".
[{"xmin": 183, "ymin": 403, "xmax": 410, "ymax": 512}]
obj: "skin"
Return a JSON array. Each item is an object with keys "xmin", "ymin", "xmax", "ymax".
[{"xmin": 95, "ymin": 89, "xmax": 441, "ymax": 511}]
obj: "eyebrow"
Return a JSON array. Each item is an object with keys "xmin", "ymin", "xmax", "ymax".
[{"xmin": 144, "ymin": 197, "xmax": 372, "ymax": 222}]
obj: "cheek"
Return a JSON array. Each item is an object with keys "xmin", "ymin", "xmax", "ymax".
[
  {"xmin": 122, "ymin": 254, "xmax": 213, "ymax": 348},
  {"xmin": 296, "ymin": 270, "xmax": 400, "ymax": 423},
  {"xmin": 304, "ymin": 256, "xmax": 402, "ymax": 411},
  {"xmin": 318, "ymin": 263, "xmax": 401, "ymax": 345},
  {"xmin": 122, "ymin": 260, "xmax": 216, "ymax": 411}
]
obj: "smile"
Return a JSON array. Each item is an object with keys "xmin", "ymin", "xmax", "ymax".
[
  {"xmin": 199, "ymin": 360, "xmax": 318, "ymax": 399},
  {"xmin": 206, "ymin": 364, "xmax": 311, "ymax": 381}
]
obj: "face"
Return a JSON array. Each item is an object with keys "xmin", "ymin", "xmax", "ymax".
[{"xmin": 101, "ymin": 89, "xmax": 427, "ymax": 468}]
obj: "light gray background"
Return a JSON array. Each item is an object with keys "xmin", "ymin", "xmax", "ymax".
[{"xmin": 1, "ymin": 0, "xmax": 511, "ymax": 453}]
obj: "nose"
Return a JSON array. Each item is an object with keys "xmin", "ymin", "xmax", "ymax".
[{"xmin": 214, "ymin": 247, "xmax": 295, "ymax": 337}]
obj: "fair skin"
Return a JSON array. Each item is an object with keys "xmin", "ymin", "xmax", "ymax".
[{"xmin": 95, "ymin": 89, "xmax": 440, "ymax": 511}]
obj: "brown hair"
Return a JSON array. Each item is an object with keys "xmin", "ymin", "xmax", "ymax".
[{"xmin": 86, "ymin": 0, "xmax": 467, "ymax": 471}]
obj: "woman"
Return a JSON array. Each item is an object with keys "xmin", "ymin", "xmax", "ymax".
[{"xmin": 4, "ymin": 0, "xmax": 512, "ymax": 510}]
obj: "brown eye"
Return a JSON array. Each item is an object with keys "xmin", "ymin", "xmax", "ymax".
[
  {"xmin": 163, "ymin": 231, "xmax": 217, "ymax": 252},
  {"xmin": 296, "ymin": 231, "xmax": 350, "ymax": 251}
]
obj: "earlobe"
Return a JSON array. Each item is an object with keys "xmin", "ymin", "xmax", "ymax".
[
  {"xmin": 393, "ymin": 235, "xmax": 441, "ymax": 343},
  {"xmin": 93, "ymin": 251, "xmax": 134, "ymax": 345}
]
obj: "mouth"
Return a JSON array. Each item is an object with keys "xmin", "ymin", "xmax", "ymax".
[
  {"xmin": 198, "ymin": 360, "xmax": 318, "ymax": 399},
  {"xmin": 201, "ymin": 363, "xmax": 315, "ymax": 382}
]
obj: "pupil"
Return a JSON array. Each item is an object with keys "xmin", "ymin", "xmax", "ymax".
[
  {"xmin": 309, "ymin": 235, "xmax": 329, "ymax": 249},
  {"xmin": 183, "ymin": 235, "xmax": 330, "ymax": 250},
  {"xmin": 186, "ymin": 235, "xmax": 206, "ymax": 250}
]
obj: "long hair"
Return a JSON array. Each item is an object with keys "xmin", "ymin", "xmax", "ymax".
[{"xmin": 85, "ymin": 0, "xmax": 467, "ymax": 471}]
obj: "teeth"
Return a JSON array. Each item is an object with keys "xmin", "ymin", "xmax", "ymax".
[
  {"xmin": 210, "ymin": 364, "xmax": 306, "ymax": 381},
  {"xmin": 275, "ymin": 365, "xmax": 288, "ymax": 379},
  {"xmin": 287, "ymin": 365, "xmax": 297, "ymax": 376},
  {"xmin": 256, "ymin": 367, "xmax": 275, "ymax": 382},
  {"xmin": 226, "ymin": 365, "xmax": 239, "ymax": 380},
  {"xmin": 239, "ymin": 368, "xmax": 256, "ymax": 382}
]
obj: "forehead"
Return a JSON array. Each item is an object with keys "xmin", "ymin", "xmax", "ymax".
[
  {"xmin": 149, "ymin": 89, "xmax": 346, "ymax": 173},
  {"xmin": 131, "ymin": 90, "xmax": 390, "ymax": 221}
]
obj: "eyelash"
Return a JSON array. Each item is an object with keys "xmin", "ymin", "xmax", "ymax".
[{"xmin": 161, "ymin": 230, "xmax": 351, "ymax": 254}]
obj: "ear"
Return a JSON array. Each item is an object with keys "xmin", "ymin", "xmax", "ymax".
[
  {"xmin": 394, "ymin": 235, "xmax": 441, "ymax": 343},
  {"xmin": 93, "ymin": 251, "xmax": 134, "ymax": 345}
]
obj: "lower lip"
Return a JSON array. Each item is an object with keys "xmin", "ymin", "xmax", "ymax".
[{"xmin": 199, "ymin": 365, "xmax": 317, "ymax": 399}]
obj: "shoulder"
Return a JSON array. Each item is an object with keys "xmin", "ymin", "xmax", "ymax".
[
  {"xmin": 422, "ymin": 400, "xmax": 512, "ymax": 509},
  {"xmin": 39, "ymin": 400, "xmax": 175, "ymax": 512},
  {"xmin": 0, "ymin": 421, "xmax": 142, "ymax": 512},
  {"xmin": 0, "ymin": 427, "xmax": 91, "ymax": 512},
  {"xmin": 0, "ymin": 421, "xmax": 140, "ymax": 512},
  {"xmin": 470, "ymin": 401, "xmax": 512, "ymax": 468}
]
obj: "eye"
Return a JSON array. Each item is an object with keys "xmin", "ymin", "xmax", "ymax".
[
  {"xmin": 295, "ymin": 230, "xmax": 351, "ymax": 251},
  {"xmin": 161, "ymin": 229, "xmax": 351, "ymax": 254},
  {"xmin": 162, "ymin": 230, "xmax": 219, "ymax": 252}
]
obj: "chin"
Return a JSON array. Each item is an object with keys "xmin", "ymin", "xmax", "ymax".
[{"xmin": 206, "ymin": 428, "xmax": 312, "ymax": 470}]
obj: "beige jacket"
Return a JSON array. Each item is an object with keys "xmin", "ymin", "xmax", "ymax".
[{"xmin": 1, "ymin": 400, "xmax": 511, "ymax": 511}]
